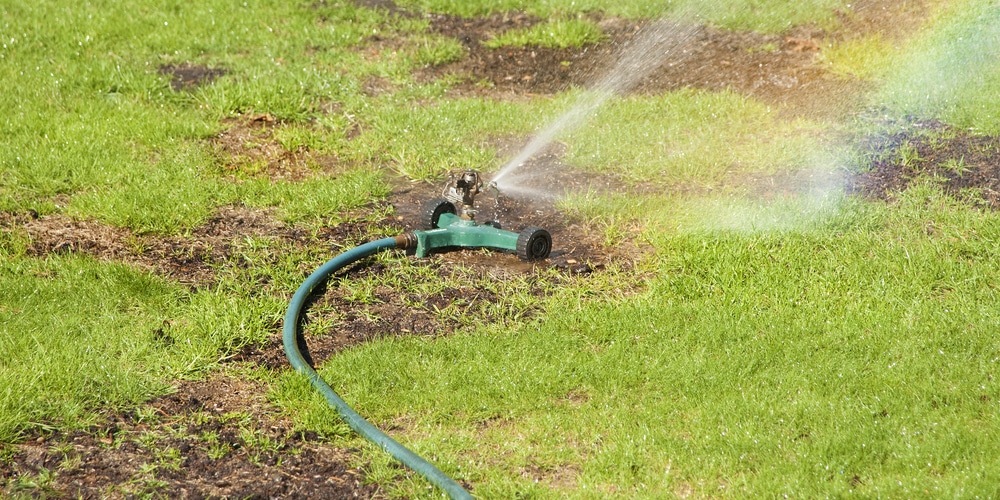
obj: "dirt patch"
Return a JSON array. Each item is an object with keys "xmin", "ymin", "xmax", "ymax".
[
  {"xmin": 159, "ymin": 63, "xmax": 228, "ymax": 91},
  {"xmin": 14, "ymin": 205, "xmax": 305, "ymax": 286},
  {"xmin": 835, "ymin": 0, "xmax": 933, "ymax": 41},
  {"xmin": 519, "ymin": 462, "xmax": 580, "ymax": 490},
  {"xmin": 1, "ymin": 375, "xmax": 378, "ymax": 499},
  {"xmin": 392, "ymin": 158, "xmax": 645, "ymax": 269},
  {"xmin": 2, "ymin": 173, "xmax": 644, "ymax": 497},
  {"xmin": 849, "ymin": 119, "xmax": 1000, "ymax": 208},
  {"xmin": 228, "ymin": 157, "xmax": 649, "ymax": 370},
  {"xmin": 419, "ymin": 13, "xmax": 862, "ymax": 118},
  {"xmin": 212, "ymin": 114, "xmax": 343, "ymax": 182},
  {"xmin": 410, "ymin": 0, "xmax": 936, "ymax": 118}
]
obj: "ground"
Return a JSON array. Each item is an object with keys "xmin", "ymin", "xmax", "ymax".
[{"xmin": 3, "ymin": 0, "xmax": 999, "ymax": 497}]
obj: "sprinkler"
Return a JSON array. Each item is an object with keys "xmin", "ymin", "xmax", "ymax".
[
  {"xmin": 283, "ymin": 170, "xmax": 552, "ymax": 499},
  {"xmin": 396, "ymin": 169, "xmax": 552, "ymax": 261}
]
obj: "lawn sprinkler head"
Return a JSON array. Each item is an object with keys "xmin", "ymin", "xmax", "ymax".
[
  {"xmin": 394, "ymin": 170, "xmax": 552, "ymax": 261},
  {"xmin": 443, "ymin": 170, "xmax": 482, "ymax": 220}
]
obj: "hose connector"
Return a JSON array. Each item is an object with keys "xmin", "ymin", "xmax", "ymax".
[{"xmin": 394, "ymin": 232, "xmax": 418, "ymax": 251}]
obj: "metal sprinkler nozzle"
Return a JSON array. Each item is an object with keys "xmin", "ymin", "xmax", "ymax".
[{"xmin": 444, "ymin": 170, "xmax": 482, "ymax": 220}]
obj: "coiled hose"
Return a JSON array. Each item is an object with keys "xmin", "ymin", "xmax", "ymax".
[{"xmin": 283, "ymin": 236, "xmax": 473, "ymax": 499}]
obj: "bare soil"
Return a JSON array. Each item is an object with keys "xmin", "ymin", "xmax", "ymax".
[
  {"xmin": 211, "ymin": 114, "xmax": 345, "ymax": 182},
  {"xmin": 159, "ymin": 63, "xmax": 228, "ymax": 91},
  {"xmin": 13, "ymin": 205, "xmax": 306, "ymax": 287},
  {"xmin": 849, "ymin": 119, "xmax": 1000, "ymax": 208},
  {"xmin": 2, "ymin": 375, "xmax": 378, "ymax": 499},
  {"xmin": 1, "ymin": 164, "xmax": 641, "ymax": 500},
  {"xmin": 419, "ymin": 12, "xmax": 862, "ymax": 119}
]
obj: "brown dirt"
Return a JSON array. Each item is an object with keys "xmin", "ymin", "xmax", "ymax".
[
  {"xmin": 235, "ymin": 163, "xmax": 648, "ymax": 370},
  {"xmin": 2, "ymin": 375, "xmax": 378, "ymax": 499},
  {"xmin": 408, "ymin": 0, "xmax": 937, "ymax": 119},
  {"xmin": 12, "ymin": 205, "xmax": 306, "ymax": 287},
  {"xmin": 159, "ymin": 63, "xmax": 228, "ymax": 91},
  {"xmin": 211, "ymin": 114, "xmax": 343, "ymax": 182},
  {"xmin": 849, "ymin": 119, "xmax": 1000, "ymax": 208},
  {"xmin": 419, "ymin": 13, "xmax": 861, "ymax": 119},
  {"xmin": 1, "ymin": 166, "xmax": 643, "ymax": 499}
]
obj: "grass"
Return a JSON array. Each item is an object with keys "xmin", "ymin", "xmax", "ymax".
[
  {"xmin": 279, "ymin": 187, "xmax": 1000, "ymax": 498},
  {"xmin": 1, "ymin": 255, "xmax": 192, "ymax": 442},
  {"xmin": 4, "ymin": 0, "xmax": 1000, "ymax": 498},
  {"xmin": 819, "ymin": 34, "xmax": 896, "ymax": 80},
  {"xmin": 877, "ymin": 0, "xmax": 1000, "ymax": 133},
  {"xmin": 560, "ymin": 89, "xmax": 828, "ymax": 186}
]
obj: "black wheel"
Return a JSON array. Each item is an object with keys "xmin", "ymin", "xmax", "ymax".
[
  {"xmin": 423, "ymin": 198, "xmax": 456, "ymax": 229},
  {"xmin": 486, "ymin": 220, "xmax": 502, "ymax": 229},
  {"xmin": 516, "ymin": 226, "xmax": 551, "ymax": 261}
]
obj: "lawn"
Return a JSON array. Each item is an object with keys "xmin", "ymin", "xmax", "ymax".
[{"xmin": 3, "ymin": 0, "xmax": 1000, "ymax": 498}]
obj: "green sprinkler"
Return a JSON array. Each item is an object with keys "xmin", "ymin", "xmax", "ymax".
[
  {"xmin": 395, "ymin": 170, "xmax": 552, "ymax": 261},
  {"xmin": 283, "ymin": 170, "xmax": 551, "ymax": 499}
]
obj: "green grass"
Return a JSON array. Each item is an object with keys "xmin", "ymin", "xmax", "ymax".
[
  {"xmin": 878, "ymin": 0, "xmax": 1000, "ymax": 133},
  {"xmin": 0, "ymin": 0, "xmax": 422, "ymax": 231},
  {"xmin": 4, "ymin": 0, "xmax": 1000, "ymax": 498},
  {"xmin": 819, "ymin": 35, "xmax": 896, "ymax": 80},
  {"xmin": 561, "ymin": 89, "xmax": 827, "ymax": 186},
  {"xmin": 277, "ymin": 186, "xmax": 1000, "ymax": 498},
  {"xmin": 0, "ymin": 253, "xmax": 271, "ymax": 443},
  {"xmin": 346, "ymin": 97, "xmax": 535, "ymax": 181},
  {"xmin": 484, "ymin": 19, "xmax": 606, "ymax": 49}
]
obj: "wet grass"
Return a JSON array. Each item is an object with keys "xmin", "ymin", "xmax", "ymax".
[
  {"xmin": 282, "ymin": 188, "xmax": 1000, "ymax": 498},
  {"xmin": 560, "ymin": 89, "xmax": 827, "ymax": 186},
  {"xmin": 4, "ymin": 0, "xmax": 1000, "ymax": 498}
]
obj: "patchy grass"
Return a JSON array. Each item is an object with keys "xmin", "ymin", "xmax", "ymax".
[
  {"xmin": 4, "ymin": 0, "xmax": 1000, "ymax": 498},
  {"xmin": 0, "ymin": 254, "xmax": 272, "ymax": 443},
  {"xmin": 484, "ymin": 18, "xmax": 606, "ymax": 49},
  {"xmin": 279, "ymin": 188, "xmax": 1000, "ymax": 498}
]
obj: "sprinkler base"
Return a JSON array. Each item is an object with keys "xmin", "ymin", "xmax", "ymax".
[{"xmin": 410, "ymin": 211, "xmax": 551, "ymax": 261}]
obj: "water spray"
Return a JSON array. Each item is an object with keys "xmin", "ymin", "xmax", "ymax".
[
  {"xmin": 285, "ymin": 12, "xmax": 704, "ymax": 498},
  {"xmin": 283, "ymin": 171, "xmax": 551, "ymax": 499},
  {"xmin": 491, "ymin": 19, "xmax": 703, "ymax": 191}
]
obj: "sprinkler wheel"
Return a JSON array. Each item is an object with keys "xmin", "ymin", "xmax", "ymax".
[
  {"xmin": 424, "ymin": 198, "xmax": 457, "ymax": 229},
  {"xmin": 517, "ymin": 226, "xmax": 551, "ymax": 261}
]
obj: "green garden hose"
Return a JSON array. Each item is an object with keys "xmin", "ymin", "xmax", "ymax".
[{"xmin": 283, "ymin": 236, "xmax": 473, "ymax": 500}]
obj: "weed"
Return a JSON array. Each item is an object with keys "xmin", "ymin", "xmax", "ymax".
[
  {"xmin": 941, "ymin": 156, "xmax": 969, "ymax": 176},
  {"xmin": 154, "ymin": 447, "xmax": 183, "ymax": 472},
  {"xmin": 5, "ymin": 467, "xmax": 59, "ymax": 498},
  {"xmin": 207, "ymin": 441, "xmax": 232, "ymax": 460},
  {"xmin": 897, "ymin": 141, "xmax": 924, "ymax": 168},
  {"xmin": 136, "ymin": 431, "xmax": 160, "ymax": 450},
  {"xmin": 134, "ymin": 406, "xmax": 161, "ymax": 426},
  {"xmin": 239, "ymin": 427, "xmax": 282, "ymax": 464}
]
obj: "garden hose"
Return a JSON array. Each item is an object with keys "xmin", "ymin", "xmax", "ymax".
[{"xmin": 283, "ymin": 236, "xmax": 473, "ymax": 500}]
